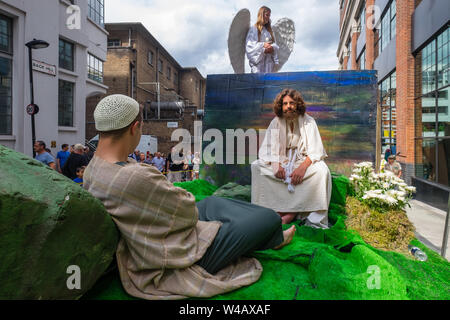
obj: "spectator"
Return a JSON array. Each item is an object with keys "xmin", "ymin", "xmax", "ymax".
[
  {"xmin": 62, "ymin": 143, "xmax": 89, "ymax": 179},
  {"xmin": 73, "ymin": 166, "xmax": 86, "ymax": 187},
  {"xmin": 384, "ymin": 148, "xmax": 391, "ymax": 162},
  {"xmin": 193, "ymin": 152, "xmax": 201, "ymax": 180},
  {"xmin": 151, "ymin": 151, "xmax": 165, "ymax": 173},
  {"xmin": 139, "ymin": 152, "xmax": 153, "ymax": 165},
  {"xmin": 166, "ymin": 148, "xmax": 184, "ymax": 183},
  {"xmin": 56, "ymin": 144, "xmax": 70, "ymax": 173},
  {"xmin": 70, "ymin": 144, "xmax": 75, "ymax": 153},
  {"xmin": 84, "ymin": 145, "xmax": 94, "ymax": 162},
  {"xmin": 385, "ymin": 154, "xmax": 402, "ymax": 178},
  {"xmin": 129, "ymin": 149, "xmax": 140, "ymax": 161},
  {"xmin": 34, "ymin": 140, "xmax": 56, "ymax": 170}
]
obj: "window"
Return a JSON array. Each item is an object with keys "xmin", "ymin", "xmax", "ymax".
[
  {"xmin": 87, "ymin": 53, "xmax": 103, "ymax": 83},
  {"xmin": 415, "ymin": 27, "xmax": 450, "ymax": 186},
  {"xmin": 195, "ymin": 80, "xmax": 199, "ymax": 92},
  {"xmin": 148, "ymin": 51, "xmax": 154, "ymax": 65},
  {"xmin": 437, "ymin": 28, "xmax": 450, "ymax": 89},
  {"xmin": 378, "ymin": 0, "xmax": 396, "ymax": 54},
  {"xmin": 59, "ymin": 39, "xmax": 74, "ymax": 71},
  {"xmin": 58, "ymin": 80, "xmax": 74, "ymax": 127},
  {"xmin": 167, "ymin": 66, "xmax": 171, "ymax": 80},
  {"xmin": 0, "ymin": 57, "xmax": 12, "ymax": 135},
  {"xmin": 357, "ymin": 48, "xmax": 366, "ymax": 70},
  {"xmin": 158, "ymin": 59, "xmax": 163, "ymax": 73},
  {"xmin": 0, "ymin": 14, "xmax": 12, "ymax": 135},
  {"xmin": 107, "ymin": 39, "xmax": 121, "ymax": 47},
  {"xmin": 379, "ymin": 72, "xmax": 396, "ymax": 154},
  {"xmin": 174, "ymin": 72, "xmax": 178, "ymax": 84},
  {"xmin": 390, "ymin": 0, "xmax": 396, "ymax": 39},
  {"xmin": 88, "ymin": 0, "xmax": 104, "ymax": 27},
  {"xmin": 0, "ymin": 14, "xmax": 12, "ymax": 54}
]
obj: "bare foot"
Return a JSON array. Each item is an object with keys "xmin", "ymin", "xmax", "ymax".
[
  {"xmin": 274, "ymin": 225, "xmax": 296, "ymax": 250},
  {"xmin": 280, "ymin": 212, "xmax": 297, "ymax": 224}
]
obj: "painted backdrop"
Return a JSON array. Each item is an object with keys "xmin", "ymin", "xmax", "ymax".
[{"xmin": 200, "ymin": 70, "xmax": 378, "ymax": 187}]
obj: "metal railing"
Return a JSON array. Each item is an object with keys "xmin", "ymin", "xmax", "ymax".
[{"xmin": 441, "ymin": 194, "xmax": 450, "ymax": 258}]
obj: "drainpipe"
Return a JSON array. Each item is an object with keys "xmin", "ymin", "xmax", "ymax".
[{"xmin": 156, "ymin": 46, "xmax": 160, "ymax": 119}]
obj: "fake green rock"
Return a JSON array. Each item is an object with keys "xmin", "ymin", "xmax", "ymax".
[{"xmin": 0, "ymin": 146, "xmax": 119, "ymax": 299}]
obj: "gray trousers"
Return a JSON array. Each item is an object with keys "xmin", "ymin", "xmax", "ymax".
[{"xmin": 195, "ymin": 196, "xmax": 284, "ymax": 274}]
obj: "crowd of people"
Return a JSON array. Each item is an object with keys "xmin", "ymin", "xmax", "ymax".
[
  {"xmin": 33, "ymin": 140, "xmax": 202, "ymax": 187},
  {"xmin": 128, "ymin": 148, "xmax": 201, "ymax": 182},
  {"xmin": 33, "ymin": 141, "xmax": 92, "ymax": 186}
]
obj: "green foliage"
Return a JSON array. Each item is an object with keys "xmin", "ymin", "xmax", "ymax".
[
  {"xmin": 349, "ymin": 162, "xmax": 416, "ymax": 212},
  {"xmin": 83, "ymin": 177, "xmax": 450, "ymax": 300},
  {"xmin": 345, "ymin": 196, "xmax": 415, "ymax": 254}
]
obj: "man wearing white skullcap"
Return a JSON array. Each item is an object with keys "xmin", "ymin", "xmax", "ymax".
[{"xmin": 83, "ymin": 94, "xmax": 295, "ymax": 300}]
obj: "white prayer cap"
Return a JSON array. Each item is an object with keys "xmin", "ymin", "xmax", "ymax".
[{"xmin": 94, "ymin": 94, "xmax": 139, "ymax": 131}]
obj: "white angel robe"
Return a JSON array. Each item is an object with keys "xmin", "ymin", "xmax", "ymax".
[
  {"xmin": 251, "ymin": 114, "xmax": 332, "ymax": 228},
  {"xmin": 246, "ymin": 26, "xmax": 279, "ymax": 73}
]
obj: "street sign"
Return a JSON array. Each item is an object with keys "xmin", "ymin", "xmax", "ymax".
[
  {"xmin": 32, "ymin": 59, "xmax": 56, "ymax": 76},
  {"xmin": 26, "ymin": 104, "xmax": 39, "ymax": 115},
  {"xmin": 167, "ymin": 122, "xmax": 178, "ymax": 128}
]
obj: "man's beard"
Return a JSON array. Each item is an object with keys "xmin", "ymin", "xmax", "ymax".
[{"xmin": 283, "ymin": 110, "xmax": 299, "ymax": 121}]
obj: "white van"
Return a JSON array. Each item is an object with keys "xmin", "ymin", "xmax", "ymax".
[{"xmin": 88, "ymin": 134, "xmax": 158, "ymax": 155}]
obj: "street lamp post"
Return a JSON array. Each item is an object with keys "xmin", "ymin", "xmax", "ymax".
[{"xmin": 25, "ymin": 39, "xmax": 49, "ymax": 157}]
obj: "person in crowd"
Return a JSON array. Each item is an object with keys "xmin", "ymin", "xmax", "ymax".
[
  {"xmin": 34, "ymin": 140, "xmax": 56, "ymax": 170},
  {"xmin": 385, "ymin": 154, "xmax": 402, "ymax": 178},
  {"xmin": 166, "ymin": 148, "xmax": 184, "ymax": 183},
  {"xmin": 384, "ymin": 148, "xmax": 391, "ymax": 162},
  {"xmin": 83, "ymin": 94, "xmax": 295, "ymax": 300},
  {"xmin": 129, "ymin": 149, "xmax": 140, "ymax": 161},
  {"xmin": 73, "ymin": 166, "xmax": 86, "ymax": 187},
  {"xmin": 251, "ymin": 88, "xmax": 332, "ymax": 228},
  {"xmin": 62, "ymin": 143, "xmax": 89, "ymax": 180},
  {"xmin": 84, "ymin": 145, "xmax": 94, "ymax": 162},
  {"xmin": 139, "ymin": 152, "xmax": 152, "ymax": 165},
  {"xmin": 152, "ymin": 152, "xmax": 166, "ymax": 173},
  {"xmin": 192, "ymin": 152, "xmax": 201, "ymax": 180},
  {"xmin": 56, "ymin": 144, "xmax": 70, "ymax": 173}
]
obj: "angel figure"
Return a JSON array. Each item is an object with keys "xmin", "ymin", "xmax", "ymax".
[{"xmin": 228, "ymin": 6, "xmax": 295, "ymax": 74}]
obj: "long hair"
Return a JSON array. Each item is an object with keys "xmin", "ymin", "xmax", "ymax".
[
  {"xmin": 255, "ymin": 6, "xmax": 275, "ymax": 42},
  {"xmin": 273, "ymin": 89, "xmax": 306, "ymax": 118}
]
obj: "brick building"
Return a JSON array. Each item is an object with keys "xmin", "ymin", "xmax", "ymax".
[
  {"xmin": 86, "ymin": 22, "xmax": 206, "ymax": 155},
  {"xmin": 337, "ymin": 0, "xmax": 449, "ymax": 210}
]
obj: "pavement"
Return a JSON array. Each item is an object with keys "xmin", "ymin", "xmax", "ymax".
[{"xmin": 405, "ymin": 199, "xmax": 449, "ymax": 261}]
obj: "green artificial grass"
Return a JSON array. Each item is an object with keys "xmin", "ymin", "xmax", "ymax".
[{"xmin": 82, "ymin": 176, "xmax": 450, "ymax": 300}]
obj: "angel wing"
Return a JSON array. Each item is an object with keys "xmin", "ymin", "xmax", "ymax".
[
  {"xmin": 272, "ymin": 18, "xmax": 295, "ymax": 72},
  {"xmin": 227, "ymin": 9, "xmax": 250, "ymax": 74}
]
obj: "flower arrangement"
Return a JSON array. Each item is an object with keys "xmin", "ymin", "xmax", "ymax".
[{"xmin": 349, "ymin": 161, "xmax": 416, "ymax": 212}]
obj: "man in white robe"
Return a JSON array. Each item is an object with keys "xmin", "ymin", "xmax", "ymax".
[
  {"xmin": 246, "ymin": 6, "xmax": 279, "ymax": 73},
  {"xmin": 251, "ymin": 89, "xmax": 332, "ymax": 228}
]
